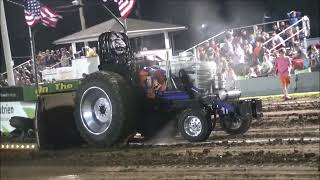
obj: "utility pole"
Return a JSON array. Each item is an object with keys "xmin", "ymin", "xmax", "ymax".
[
  {"xmin": 78, "ymin": 0, "xmax": 88, "ymax": 46},
  {"xmin": 135, "ymin": 0, "xmax": 143, "ymax": 50},
  {"xmin": 0, "ymin": 0, "xmax": 15, "ymax": 86}
]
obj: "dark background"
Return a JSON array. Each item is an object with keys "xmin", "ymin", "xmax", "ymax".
[{"xmin": 1, "ymin": 0, "xmax": 319, "ymax": 72}]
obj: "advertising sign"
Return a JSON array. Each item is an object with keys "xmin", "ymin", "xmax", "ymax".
[{"xmin": 0, "ymin": 102, "xmax": 36, "ymax": 133}]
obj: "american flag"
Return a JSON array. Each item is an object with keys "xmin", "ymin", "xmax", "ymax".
[
  {"xmin": 103, "ymin": 0, "xmax": 137, "ymax": 18},
  {"xmin": 24, "ymin": 0, "xmax": 62, "ymax": 27}
]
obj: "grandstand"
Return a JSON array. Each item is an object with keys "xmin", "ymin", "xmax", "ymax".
[
  {"xmin": 1, "ymin": 13, "xmax": 318, "ymax": 89},
  {"xmin": 179, "ymin": 15, "xmax": 315, "ymax": 77}
]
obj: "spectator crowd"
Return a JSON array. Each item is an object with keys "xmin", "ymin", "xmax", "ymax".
[
  {"xmin": 0, "ymin": 47, "xmax": 72, "ymax": 87},
  {"xmin": 195, "ymin": 17, "xmax": 319, "ymax": 81},
  {"xmin": 0, "ymin": 61, "xmax": 40, "ymax": 87},
  {"xmin": 0, "ymin": 46, "xmax": 100, "ymax": 87},
  {"xmin": 36, "ymin": 47, "xmax": 73, "ymax": 71}
]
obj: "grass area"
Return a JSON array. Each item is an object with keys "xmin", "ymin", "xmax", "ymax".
[
  {"xmin": 241, "ymin": 91, "xmax": 320, "ymax": 101},
  {"xmin": 23, "ymin": 108, "xmax": 36, "ymax": 119}
]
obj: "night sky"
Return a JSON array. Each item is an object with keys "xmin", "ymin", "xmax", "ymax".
[{"xmin": 1, "ymin": 0, "xmax": 319, "ymax": 72}]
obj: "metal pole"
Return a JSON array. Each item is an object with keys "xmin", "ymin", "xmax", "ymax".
[
  {"xmin": 101, "ymin": 3, "xmax": 126, "ymax": 33},
  {"xmin": 124, "ymin": 18, "xmax": 128, "ymax": 34},
  {"xmin": 136, "ymin": 0, "xmax": 143, "ymax": 50},
  {"xmin": 0, "ymin": 0, "xmax": 15, "ymax": 86},
  {"xmin": 302, "ymin": 16, "xmax": 309, "ymax": 54},
  {"xmin": 79, "ymin": 0, "xmax": 88, "ymax": 46},
  {"xmin": 193, "ymin": 48, "xmax": 197, "ymax": 61},
  {"xmin": 28, "ymin": 27, "xmax": 39, "ymax": 89},
  {"xmin": 164, "ymin": 32, "xmax": 170, "ymax": 49}
]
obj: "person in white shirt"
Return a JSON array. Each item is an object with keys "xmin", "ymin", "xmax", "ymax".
[
  {"xmin": 233, "ymin": 41, "xmax": 245, "ymax": 65},
  {"xmin": 222, "ymin": 66, "xmax": 237, "ymax": 90},
  {"xmin": 261, "ymin": 54, "xmax": 274, "ymax": 75}
]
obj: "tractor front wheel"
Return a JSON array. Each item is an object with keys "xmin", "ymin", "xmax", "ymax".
[
  {"xmin": 177, "ymin": 109, "xmax": 212, "ymax": 142},
  {"xmin": 219, "ymin": 112, "xmax": 252, "ymax": 135}
]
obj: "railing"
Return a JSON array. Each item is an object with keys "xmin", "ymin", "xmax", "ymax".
[
  {"xmin": 182, "ymin": 31, "xmax": 226, "ymax": 53},
  {"xmin": 50, "ymin": 62, "xmax": 62, "ymax": 68},
  {"xmin": 269, "ymin": 28, "xmax": 304, "ymax": 52},
  {"xmin": 232, "ymin": 18, "xmax": 289, "ymax": 32},
  {"xmin": 264, "ymin": 16, "xmax": 310, "ymax": 52},
  {"xmin": 1, "ymin": 59, "xmax": 32, "ymax": 76}
]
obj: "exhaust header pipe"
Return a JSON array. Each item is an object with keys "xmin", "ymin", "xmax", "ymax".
[{"xmin": 218, "ymin": 90, "xmax": 241, "ymax": 101}]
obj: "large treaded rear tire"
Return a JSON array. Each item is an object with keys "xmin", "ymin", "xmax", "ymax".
[{"xmin": 74, "ymin": 71, "xmax": 135, "ymax": 147}]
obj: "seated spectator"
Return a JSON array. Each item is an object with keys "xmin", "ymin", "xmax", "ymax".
[
  {"xmin": 15, "ymin": 76, "xmax": 22, "ymax": 86},
  {"xmin": 207, "ymin": 49, "xmax": 215, "ymax": 62},
  {"xmin": 291, "ymin": 49, "xmax": 309, "ymax": 70},
  {"xmin": 55, "ymin": 50, "xmax": 61, "ymax": 59},
  {"xmin": 257, "ymin": 26, "xmax": 263, "ymax": 36},
  {"xmin": 197, "ymin": 46, "xmax": 206, "ymax": 61},
  {"xmin": 285, "ymin": 28, "xmax": 300, "ymax": 51},
  {"xmin": 52, "ymin": 50, "xmax": 60, "ymax": 64},
  {"xmin": 86, "ymin": 47, "xmax": 97, "ymax": 58},
  {"xmin": 214, "ymin": 56, "xmax": 225, "ymax": 74},
  {"xmin": 43, "ymin": 50, "xmax": 52, "ymax": 65},
  {"xmin": 308, "ymin": 45, "xmax": 320, "ymax": 71},
  {"xmin": 240, "ymin": 29, "xmax": 249, "ymax": 41},
  {"xmin": 222, "ymin": 66, "xmax": 237, "ymax": 90},
  {"xmin": 249, "ymin": 34, "xmax": 256, "ymax": 48},
  {"xmin": 247, "ymin": 67, "xmax": 258, "ymax": 78},
  {"xmin": 261, "ymin": 32, "xmax": 269, "ymax": 42},
  {"xmin": 254, "ymin": 65, "xmax": 262, "ymax": 76},
  {"xmin": 253, "ymin": 39, "xmax": 265, "ymax": 65},
  {"xmin": 270, "ymin": 31, "xmax": 285, "ymax": 50},
  {"xmin": 60, "ymin": 51, "xmax": 70, "ymax": 67},
  {"xmin": 203, "ymin": 41, "xmax": 210, "ymax": 52},
  {"xmin": 0, "ymin": 74, "xmax": 8, "ymax": 87},
  {"xmin": 232, "ymin": 38, "xmax": 245, "ymax": 63},
  {"xmin": 260, "ymin": 54, "xmax": 273, "ymax": 75},
  {"xmin": 272, "ymin": 24, "xmax": 281, "ymax": 34},
  {"xmin": 232, "ymin": 38, "xmax": 246, "ymax": 75},
  {"xmin": 243, "ymin": 39, "xmax": 253, "ymax": 66},
  {"xmin": 221, "ymin": 33, "xmax": 234, "ymax": 60},
  {"xmin": 209, "ymin": 39, "xmax": 220, "ymax": 58},
  {"xmin": 279, "ymin": 21, "xmax": 287, "ymax": 32},
  {"xmin": 36, "ymin": 53, "xmax": 46, "ymax": 71}
]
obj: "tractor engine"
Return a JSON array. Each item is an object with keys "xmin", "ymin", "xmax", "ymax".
[{"xmin": 98, "ymin": 31, "xmax": 137, "ymax": 82}]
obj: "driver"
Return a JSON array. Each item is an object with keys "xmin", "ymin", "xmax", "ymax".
[{"xmin": 139, "ymin": 68, "xmax": 167, "ymax": 99}]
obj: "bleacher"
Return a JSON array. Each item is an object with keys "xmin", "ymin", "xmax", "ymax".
[
  {"xmin": 0, "ymin": 60, "xmax": 41, "ymax": 87},
  {"xmin": 178, "ymin": 15, "xmax": 318, "ymax": 80}
]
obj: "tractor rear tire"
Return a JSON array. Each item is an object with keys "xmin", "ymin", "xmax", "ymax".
[
  {"xmin": 177, "ymin": 108, "xmax": 211, "ymax": 142},
  {"xmin": 74, "ymin": 71, "xmax": 135, "ymax": 147}
]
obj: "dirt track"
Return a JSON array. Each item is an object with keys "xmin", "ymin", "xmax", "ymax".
[{"xmin": 1, "ymin": 96, "xmax": 320, "ymax": 179}]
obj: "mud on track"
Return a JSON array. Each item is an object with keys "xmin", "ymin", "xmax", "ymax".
[{"xmin": 1, "ymin": 96, "xmax": 320, "ymax": 179}]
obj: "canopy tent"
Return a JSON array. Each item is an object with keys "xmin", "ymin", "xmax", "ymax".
[{"xmin": 53, "ymin": 18, "xmax": 187, "ymax": 45}]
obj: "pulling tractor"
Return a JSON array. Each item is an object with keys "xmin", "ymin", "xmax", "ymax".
[{"xmin": 11, "ymin": 10, "xmax": 263, "ymax": 149}]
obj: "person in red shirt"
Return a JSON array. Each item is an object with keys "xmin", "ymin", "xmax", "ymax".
[
  {"xmin": 253, "ymin": 40, "xmax": 264, "ymax": 65},
  {"xmin": 274, "ymin": 48, "xmax": 292, "ymax": 100}
]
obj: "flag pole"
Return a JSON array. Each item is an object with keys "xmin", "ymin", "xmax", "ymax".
[
  {"xmin": 0, "ymin": 0, "xmax": 15, "ymax": 86},
  {"xmin": 101, "ymin": 3, "xmax": 126, "ymax": 33},
  {"xmin": 124, "ymin": 18, "xmax": 127, "ymax": 34},
  {"xmin": 28, "ymin": 26, "xmax": 39, "ymax": 91}
]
